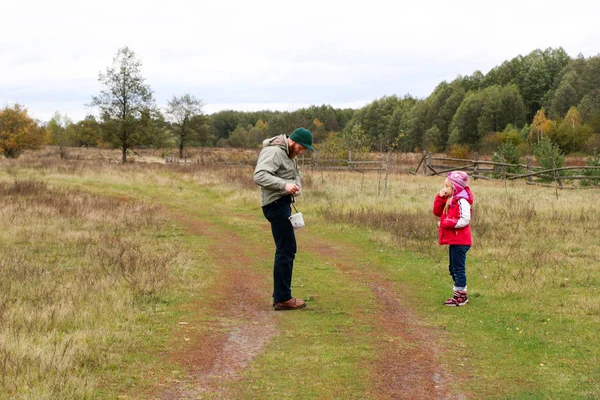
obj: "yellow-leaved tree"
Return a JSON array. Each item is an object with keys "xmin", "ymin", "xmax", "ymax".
[
  {"xmin": 0, "ymin": 104, "xmax": 49, "ymax": 158},
  {"xmin": 564, "ymin": 106, "xmax": 582, "ymax": 128},
  {"xmin": 528, "ymin": 108, "xmax": 552, "ymax": 144}
]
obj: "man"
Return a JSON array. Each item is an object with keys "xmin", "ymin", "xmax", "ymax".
[{"xmin": 253, "ymin": 127, "xmax": 314, "ymax": 310}]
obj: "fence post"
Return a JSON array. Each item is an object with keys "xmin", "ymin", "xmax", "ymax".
[
  {"xmin": 552, "ymin": 155, "xmax": 563, "ymax": 189},
  {"xmin": 420, "ymin": 150, "xmax": 427, "ymax": 175},
  {"xmin": 473, "ymin": 152, "xmax": 479, "ymax": 179},
  {"xmin": 427, "ymin": 152, "xmax": 432, "ymax": 175},
  {"xmin": 348, "ymin": 150, "xmax": 352, "ymax": 171},
  {"xmin": 384, "ymin": 150, "xmax": 391, "ymax": 195},
  {"xmin": 526, "ymin": 156, "xmax": 532, "ymax": 183}
]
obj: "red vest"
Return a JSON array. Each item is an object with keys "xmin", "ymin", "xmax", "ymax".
[{"xmin": 433, "ymin": 188, "xmax": 473, "ymax": 246}]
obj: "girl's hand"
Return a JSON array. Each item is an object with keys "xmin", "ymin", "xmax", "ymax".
[{"xmin": 438, "ymin": 188, "xmax": 449, "ymax": 197}]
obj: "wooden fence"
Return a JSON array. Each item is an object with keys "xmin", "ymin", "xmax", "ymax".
[
  {"xmin": 298, "ymin": 151, "xmax": 388, "ymax": 172},
  {"xmin": 414, "ymin": 151, "xmax": 600, "ymax": 189},
  {"xmin": 297, "ymin": 151, "xmax": 395, "ymax": 195}
]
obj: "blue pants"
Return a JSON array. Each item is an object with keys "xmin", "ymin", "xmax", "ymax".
[
  {"xmin": 262, "ymin": 195, "xmax": 296, "ymax": 303},
  {"xmin": 449, "ymin": 245, "xmax": 470, "ymax": 290}
]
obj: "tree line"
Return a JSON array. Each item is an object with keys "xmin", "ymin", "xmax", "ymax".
[{"xmin": 1, "ymin": 46, "xmax": 599, "ymax": 162}]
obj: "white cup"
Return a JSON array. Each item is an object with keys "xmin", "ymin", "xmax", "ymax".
[{"xmin": 289, "ymin": 212, "xmax": 305, "ymax": 229}]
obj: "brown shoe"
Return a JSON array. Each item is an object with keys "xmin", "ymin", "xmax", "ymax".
[{"xmin": 274, "ymin": 298, "xmax": 306, "ymax": 311}]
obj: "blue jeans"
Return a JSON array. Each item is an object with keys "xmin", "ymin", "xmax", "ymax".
[
  {"xmin": 448, "ymin": 245, "xmax": 470, "ymax": 290},
  {"xmin": 262, "ymin": 195, "xmax": 296, "ymax": 303}
]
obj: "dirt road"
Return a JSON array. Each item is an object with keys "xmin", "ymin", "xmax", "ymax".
[{"xmin": 155, "ymin": 208, "xmax": 464, "ymax": 400}]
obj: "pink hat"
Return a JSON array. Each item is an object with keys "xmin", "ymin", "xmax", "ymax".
[{"xmin": 447, "ymin": 171, "xmax": 469, "ymax": 191}]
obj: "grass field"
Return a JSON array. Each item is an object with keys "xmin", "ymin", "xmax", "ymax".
[{"xmin": 1, "ymin": 155, "xmax": 599, "ymax": 399}]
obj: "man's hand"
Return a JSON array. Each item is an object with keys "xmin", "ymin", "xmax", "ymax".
[{"xmin": 285, "ymin": 183, "xmax": 300, "ymax": 195}]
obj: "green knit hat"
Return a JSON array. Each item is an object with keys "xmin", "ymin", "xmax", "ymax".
[{"xmin": 289, "ymin": 127, "xmax": 314, "ymax": 150}]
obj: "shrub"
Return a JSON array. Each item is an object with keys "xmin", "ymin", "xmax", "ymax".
[
  {"xmin": 533, "ymin": 136, "xmax": 565, "ymax": 172},
  {"xmin": 447, "ymin": 144, "xmax": 471, "ymax": 159},
  {"xmin": 491, "ymin": 141, "xmax": 523, "ymax": 176},
  {"xmin": 581, "ymin": 149, "xmax": 600, "ymax": 187},
  {"xmin": 0, "ymin": 105, "xmax": 49, "ymax": 158}
]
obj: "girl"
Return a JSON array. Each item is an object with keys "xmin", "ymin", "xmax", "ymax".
[{"xmin": 433, "ymin": 171, "xmax": 473, "ymax": 306}]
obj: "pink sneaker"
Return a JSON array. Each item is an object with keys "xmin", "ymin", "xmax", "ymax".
[{"xmin": 444, "ymin": 290, "xmax": 468, "ymax": 306}]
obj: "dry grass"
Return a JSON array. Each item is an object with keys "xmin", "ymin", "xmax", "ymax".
[
  {"xmin": 20, "ymin": 146, "xmax": 262, "ymax": 166},
  {"xmin": 0, "ymin": 178, "xmax": 183, "ymax": 399},
  {"xmin": 151, "ymin": 162, "xmax": 600, "ymax": 297},
  {"xmin": 3, "ymin": 149, "xmax": 600, "ymax": 398},
  {"xmin": 295, "ymin": 170, "xmax": 600, "ymax": 296},
  {"xmin": 7, "ymin": 154, "xmax": 599, "ymax": 297}
]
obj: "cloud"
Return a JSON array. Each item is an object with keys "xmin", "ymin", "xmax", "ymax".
[{"xmin": 2, "ymin": 0, "xmax": 600, "ymax": 122}]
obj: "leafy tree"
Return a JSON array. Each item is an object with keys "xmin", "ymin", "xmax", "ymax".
[
  {"xmin": 249, "ymin": 119, "xmax": 270, "ymax": 147},
  {"xmin": 165, "ymin": 94, "xmax": 205, "ymax": 158},
  {"xmin": 190, "ymin": 114, "xmax": 215, "ymax": 146},
  {"xmin": 207, "ymin": 106, "xmax": 354, "ymax": 144},
  {"xmin": 482, "ymin": 56, "xmax": 524, "ymax": 88},
  {"xmin": 519, "ymin": 49, "xmax": 567, "ymax": 120},
  {"xmin": 483, "ymin": 48, "xmax": 570, "ymax": 121},
  {"xmin": 463, "ymin": 71, "xmax": 484, "ymax": 92},
  {"xmin": 434, "ymin": 82, "xmax": 467, "ymax": 149},
  {"xmin": 576, "ymin": 55, "xmax": 600, "ymax": 104},
  {"xmin": 313, "ymin": 132, "xmax": 346, "ymax": 160},
  {"xmin": 341, "ymin": 123, "xmax": 371, "ymax": 154},
  {"xmin": 90, "ymin": 46, "xmax": 156, "ymax": 163},
  {"xmin": 422, "ymin": 126, "xmax": 441, "ymax": 152},
  {"xmin": 310, "ymin": 118, "xmax": 327, "ymax": 143},
  {"xmin": 481, "ymin": 124, "xmax": 523, "ymax": 153},
  {"xmin": 74, "ymin": 115, "xmax": 103, "ymax": 147},
  {"xmin": 447, "ymin": 143, "xmax": 471, "ymax": 159},
  {"xmin": 449, "ymin": 91, "xmax": 485, "ymax": 145},
  {"xmin": 389, "ymin": 96, "xmax": 417, "ymax": 151},
  {"xmin": 267, "ymin": 111, "xmax": 312, "ymax": 138},
  {"xmin": 492, "ymin": 141, "xmax": 522, "ymax": 175},
  {"xmin": 227, "ymin": 124, "xmax": 253, "ymax": 148},
  {"xmin": 581, "ymin": 149, "xmax": 600, "ymax": 186},
  {"xmin": 210, "ymin": 110, "xmax": 243, "ymax": 140},
  {"xmin": 447, "ymin": 128, "xmax": 460, "ymax": 147},
  {"xmin": 478, "ymin": 85, "xmax": 526, "ymax": 135},
  {"xmin": 47, "ymin": 112, "xmax": 75, "ymax": 159},
  {"xmin": 0, "ymin": 105, "xmax": 48, "ymax": 158},
  {"xmin": 450, "ymin": 85, "xmax": 526, "ymax": 149},
  {"xmin": 225, "ymin": 120, "xmax": 270, "ymax": 149},
  {"xmin": 543, "ymin": 47, "xmax": 571, "ymax": 80},
  {"xmin": 519, "ymin": 124, "xmax": 530, "ymax": 142},
  {"xmin": 136, "ymin": 109, "xmax": 172, "ymax": 149},
  {"xmin": 533, "ymin": 136, "xmax": 564, "ymax": 171},
  {"xmin": 404, "ymin": 101, "xmax": 428, "ymax": 151},
  {"xmin": 346, "ymin": 95, "xmax": 416, "ymax": 151},
  {"xmin": 546, "ymin": 107, "xmax": 593, "ymax": 153},
  {"xmin": 304, "ymin": 105, "xmax": 347, "ymax": 133},
  {"xmin": 528, "ymin": 108, "xmax": 551, "ymax": 144},
  {"xmin": 564, "ymin": 106, "xmax": 582, "ymax": 127},
  {"xmin": 548, "ymin": 70, "xmax": 580, "ymax": 118},
  {"xmin": 578, "ymin": 89, "xmax": 600, "ymax": 131}
]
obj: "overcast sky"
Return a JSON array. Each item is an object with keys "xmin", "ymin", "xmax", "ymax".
[{"xmin": 2, "ymin": 0, "xmax": 600, "ymax": 122}]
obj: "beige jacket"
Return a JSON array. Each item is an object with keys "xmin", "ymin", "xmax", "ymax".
[{"xmin": 253, "ymin": 135, "xmax": 301, "ymax": 206}]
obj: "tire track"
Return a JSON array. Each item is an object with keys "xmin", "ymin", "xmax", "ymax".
[
  {"xmin": 158, "ymin": 213, "xmax": 277, "ymax": 399},
  {"xmin": 154, "ymin": 208, "xmax": 465, "ymax": 399},
  {"xmin": 303, "ymin": 237, "xmax": 466, "ymax": 400}
]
